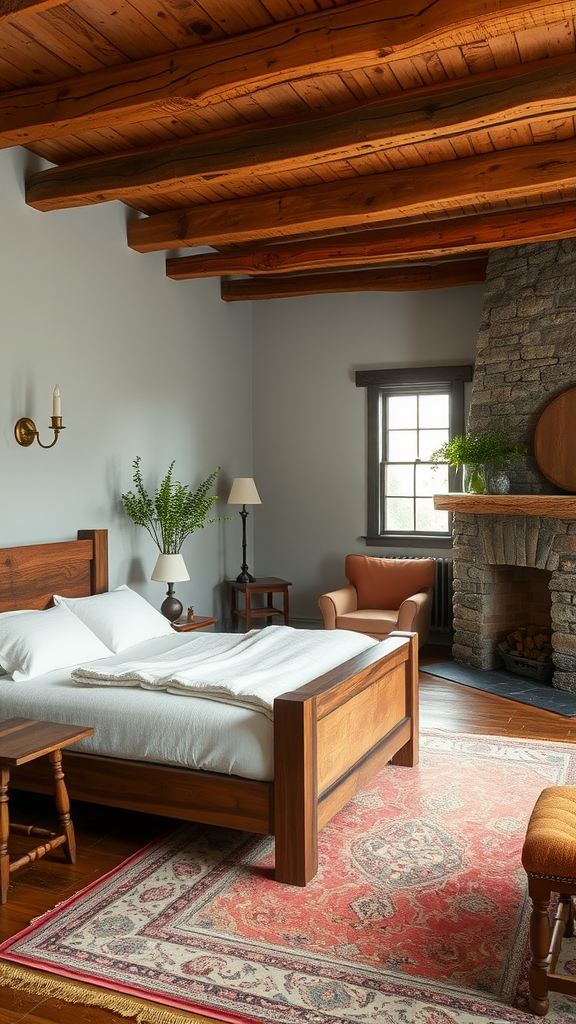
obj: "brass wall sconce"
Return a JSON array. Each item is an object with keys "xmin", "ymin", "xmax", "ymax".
[{"xmin": 15, "ymin": 386, "xmax": 66, "ymax": 449}]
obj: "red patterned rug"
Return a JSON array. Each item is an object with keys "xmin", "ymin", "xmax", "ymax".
[{"xmin": 2, "ymin": 730, "xmax": 576, "ymax": 1024}]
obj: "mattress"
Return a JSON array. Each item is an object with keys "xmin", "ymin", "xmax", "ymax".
[{"xmin": 0, "ymin": 634, "xmax": 275, "ymax": 782}]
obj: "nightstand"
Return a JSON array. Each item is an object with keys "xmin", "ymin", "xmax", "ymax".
[
  {"xmin": 229, "ymin": 578, "xmax": 291, "ymax": 632},
  {"xmin": 171, "ymin": 615, "xmax": 217, "ymax": 632}
]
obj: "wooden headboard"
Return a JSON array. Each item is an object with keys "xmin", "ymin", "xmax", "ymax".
[{"xmin": 0, "ymin": 529, "xmax": 108, "ymax": 613}]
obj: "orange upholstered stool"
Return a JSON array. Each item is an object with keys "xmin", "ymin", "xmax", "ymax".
[{"xmin": 522, "ymin": 786, "xmax": 576, "ymax": 1016}]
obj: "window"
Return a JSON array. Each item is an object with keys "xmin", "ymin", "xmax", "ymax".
[{"xmin": 355, "ymin": 366, "xmax": 473, "ymax": 547}]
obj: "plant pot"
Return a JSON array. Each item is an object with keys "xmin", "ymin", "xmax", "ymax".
[
  {"xmin": 463, "ymin": 464, "xmax": 486, "ymax": 494},
  {"xmin": 485, "ymin": 462, "xmax": 511, "ymax": 494}
]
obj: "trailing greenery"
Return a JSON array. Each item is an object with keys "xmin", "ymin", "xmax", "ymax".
[
  {"xmin": 431, "ymin": 427, "xmax": 527, "ymax": 469},
  {"xmin": 121, "ymin": 457, "xmax": 226, "ymax": 553}
]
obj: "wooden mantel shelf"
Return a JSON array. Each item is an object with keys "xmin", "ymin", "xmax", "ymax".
[{"xmin": 433, "ymin": 494, "xmax": 576, "ymax": 518}]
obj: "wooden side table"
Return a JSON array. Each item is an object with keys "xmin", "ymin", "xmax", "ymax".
[
  {"xmin": 172, "ymin": 615, "xmax": 217, "ymax": 632},
  {"xmin": 0, "ymin": 718, "xmax": 94, "ymax": 904},
  {"xmin": 229, "ymin": 578, "xmax": 291, "ymax": 632}
]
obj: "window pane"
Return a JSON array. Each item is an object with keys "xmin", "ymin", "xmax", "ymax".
[
  {"xmin": 386, "ymin": 464, "xmax": 414, "ymax": 496},
  {"xmin": 418, "ymin": 429, "xmax": 449, "ymax": 461},
  {"xmin": 388, "ymin": 395, "xmax": 417, "ymax": 429},
  {"xmin": 388, "ymin": 430, "xmax": 418, "ymax": 461},
  {"xmin": 415, "ymin": 498, "xmax": 449, "ymax": 533},
  {"xmin": 416, "ymin": 463, "xmax": 448, "ymax": 496},
  {"xmin": 386, "ymin": 498, "xmax": 414, "ymax": 532},
  {"xmin": 419, "ymin": 394, "xmax": 449, "ymax": 428}
]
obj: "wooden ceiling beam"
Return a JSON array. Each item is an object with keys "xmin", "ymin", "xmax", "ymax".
[
  {"xmin": 165, "ymin": 204, "xmax": 576, "ymax": 279},
  {"xmin": 220, "ymin": 259, "xmax": 489, "ymax": 301},
  {"xmin": 128, "ymin": 138, "xmax": 576, "ymax": 251},
  {"xmin": 24, "ymin": 56, "xmax": 576, "ymax": 213},
  {"xmin": 0, "ymin": 0, "xmax": 568, "ymax": 147}
]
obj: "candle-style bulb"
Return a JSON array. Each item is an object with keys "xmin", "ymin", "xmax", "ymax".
[{"xmin": 52, "ymin": 385, "xmax": 61, "ymax": 418}]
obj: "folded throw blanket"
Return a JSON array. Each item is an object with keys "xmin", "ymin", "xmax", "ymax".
[{"xmin": 72, "ymin": 625, "xmax": 385, "ymax": 719}]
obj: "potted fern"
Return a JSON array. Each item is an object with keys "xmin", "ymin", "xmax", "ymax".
[
  {"xmin": 121, "ymin": 457, "xmax": 225, "ymax": 619},
  {"xmin": 431, "ymin": 428, "xmax": 526, "ymax": 494}
]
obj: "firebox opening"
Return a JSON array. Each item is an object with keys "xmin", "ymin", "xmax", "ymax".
[{"xmin": 484, "ymin": 565, "xmax": 552, "ymax": 674}]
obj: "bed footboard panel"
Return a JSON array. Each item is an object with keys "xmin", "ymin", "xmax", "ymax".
[{"xmin": 273, "ymin": 632, "xmax": 418, "ymax": 886}]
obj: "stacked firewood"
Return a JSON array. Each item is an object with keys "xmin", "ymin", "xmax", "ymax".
[{"xmin": 506, "ymin": 626, "xmax": 552, "ymax": 661}]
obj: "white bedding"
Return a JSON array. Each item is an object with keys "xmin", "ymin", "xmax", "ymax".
[
  {"xmin": 71, "ymin": 624, "xmax": 379, "ymax": 719},
  {"xmin": 0, "ymin": 628, "xmax": 381, "ymax": 783}
]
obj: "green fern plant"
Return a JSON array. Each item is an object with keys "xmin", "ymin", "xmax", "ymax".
[
  {"xmin": 431, "ymin": 427, "xmax": 526, "ymax": 468},
  {"xmin": 121, "ymin": 457, "xmax": 226, "ymax": 553}
]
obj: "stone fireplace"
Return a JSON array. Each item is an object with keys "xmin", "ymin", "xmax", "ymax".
[{"xmin": 445, "ymin": 237, "xmax": 576, "ymax": 693}]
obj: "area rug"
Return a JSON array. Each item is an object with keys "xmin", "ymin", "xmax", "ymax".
[
  {"xmin": 2, "ymin": 730, "xmax": 576, "ymax": 1024},
  {"xmin": 422, "ymin": 662, "xmax": 576, "ymax": 716}
]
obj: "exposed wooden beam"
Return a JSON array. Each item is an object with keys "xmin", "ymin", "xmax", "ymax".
[
  {"xmin": 128, "ymin": 139, "xmax": 576, "ymax": 251},
  {"xmin": 24, "ymin": 56, "xmax": 576, "ymax": 213},
  {"xmin": 0, "ymin": 0, "xmax": 66, "ymax": 21},
  {"xmin": 220, "ymin": 259, "xmax": 488, "ymax": 301},
  {"xmin": 165, "ymin": 204, "xmax": 576, "ymax": 279},
  {"xmin": 0, "ymin": 0, "xmax": 569, "ymax": 147}
]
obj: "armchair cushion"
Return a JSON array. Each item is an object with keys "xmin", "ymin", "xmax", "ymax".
[
  {"xmin": 345, "ymin": 554, "xmax": 436, "ymax": 610},
  {"xmin": 336, "ymin": 609, "xmax": 398, "ymax": 637}
]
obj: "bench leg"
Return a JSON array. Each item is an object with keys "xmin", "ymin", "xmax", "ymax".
[
  {"xmin": 528, "ymin": 880, "xmax": 552, "ymax": 1016},
  {"xmin": 49, "ymin": 749, "xmax": 76, "ymax": 864},
  {"xmin": 563, "ymin": 894, "xmax": 575, "ymax": 938},
  {"xmin": 0, "ymin": 766, "xmax": 10, "ymax": 904}
]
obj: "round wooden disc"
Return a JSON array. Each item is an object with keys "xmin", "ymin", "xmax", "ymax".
[{"xmin": 534, "ymin": 386, "xmax": 576, "ymax": 493}]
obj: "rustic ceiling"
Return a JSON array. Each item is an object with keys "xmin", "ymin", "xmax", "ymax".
[{"xmin": 2, "ymin": 0, "xmax": 575, "ymax": 300}]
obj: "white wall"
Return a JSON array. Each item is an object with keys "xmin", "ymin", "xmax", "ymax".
[
  {"xmin": 251, "ymin": 287, "xmax": 485, "ymax": 622},
  {"xmin": 1, "ymin": 147, "xmax": 253, "ymax": 621}
]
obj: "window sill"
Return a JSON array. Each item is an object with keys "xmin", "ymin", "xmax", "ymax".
[{"xmin": 365, "ymin": 534, "xmax": 452, "ymax": 549}]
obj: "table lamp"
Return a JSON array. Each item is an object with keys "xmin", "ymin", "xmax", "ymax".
[
  {"xmin": 227, "ymin": 477, "xmax": 261, "ymax": 583},
  {"xmin": 151, "ymin": 552, "xmax": 190, "ymax": 620}
]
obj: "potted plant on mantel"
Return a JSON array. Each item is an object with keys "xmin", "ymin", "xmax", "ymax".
[
  {"xmin": 431, "ymin": 427, "xmax": 527, "ymax": 495},
  {"xmin": 121, "ymin": 457, "xmax": 226, "ymax": 620}
]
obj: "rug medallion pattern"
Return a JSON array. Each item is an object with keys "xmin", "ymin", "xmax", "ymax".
[{"xmin": 2, "ymin": 731, "xmax": 576, "ymax": 1024}]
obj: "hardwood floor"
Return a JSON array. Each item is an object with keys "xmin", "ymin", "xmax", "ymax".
[{"xmin": 1, "ymin": 646, "xmax": 574, "ymax": 1023}]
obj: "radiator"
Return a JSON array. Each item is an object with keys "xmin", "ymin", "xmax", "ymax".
[{"xmin": 431, "ymin": 557, "xmax": 454, "ymax": 633}]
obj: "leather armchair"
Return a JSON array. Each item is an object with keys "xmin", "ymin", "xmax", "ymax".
[{"xmin": 318, "ymin": 554, "xmax": 437, "ymax": 646}]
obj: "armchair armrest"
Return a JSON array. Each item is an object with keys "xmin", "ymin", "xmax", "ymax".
[
  {"xmin": 318, "ymin": 583, "xmax": 357, "ymax": 629},
  {"xmin": 397, "ymin": 588, "xmax": 433, "ymax": 646}
]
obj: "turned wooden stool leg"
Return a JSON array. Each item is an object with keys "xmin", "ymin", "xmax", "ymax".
[
  {"xmin": 562, "ymin": 894, "xmax": 575, "ymax": 938},
  {"xmin": 0, "ymin": 766, "xmax": 10, "ymax": 904},
  {"xmin": 528, "ymin": 881, "xmax": 552, "ymax": 1016},
  {"xmin": 49, "ymin": 748, "xmax": 76, "ymax": 864}
]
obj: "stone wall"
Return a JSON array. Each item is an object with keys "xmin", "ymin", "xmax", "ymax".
[
  {"xmin": 467, "ymin": 237, "xmax": 576, "ymax": 493},
  {"xmin": 452, "ymin": 237, "xmax": 576, "ymax": 691}
]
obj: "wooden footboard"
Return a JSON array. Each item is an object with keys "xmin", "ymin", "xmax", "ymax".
[{"xmin": 274, "ymin": 631, "xmax": 418, "ymax": 885}]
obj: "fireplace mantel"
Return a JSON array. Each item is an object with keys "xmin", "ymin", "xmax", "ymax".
[{"xmin": 433, "ymin": 494, "xmax": 576, "ymax": 518}]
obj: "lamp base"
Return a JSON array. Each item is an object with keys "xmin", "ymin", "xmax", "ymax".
[
  {"xmin": 161, "ymin": 592, "xmax": 183, "ymax": 621},
  {"xmin": 236, "ymin": 569, "xmax": 255, "ymax": 584}
]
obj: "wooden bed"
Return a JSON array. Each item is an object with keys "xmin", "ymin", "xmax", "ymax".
[{"xmin": 1, "ymin": 529, "xmax": 419, "ymax": 886}]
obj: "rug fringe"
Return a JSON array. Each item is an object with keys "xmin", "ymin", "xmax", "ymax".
[{"xmin": 0, "ymin": 962, "xmax": 216, "ymax": 1024}]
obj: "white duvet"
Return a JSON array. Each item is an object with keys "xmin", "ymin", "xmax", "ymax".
[{"xmin": 72, "ymin": 625, "xmax": 379, "ymax": 719}]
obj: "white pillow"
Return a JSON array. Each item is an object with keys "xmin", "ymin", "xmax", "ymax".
[
  {"xmin": 0, "ymin": 603, "xmax": 112, "ymax": 681},
  {"xmin": 53, "ymin": 585, "xmax": 174, "ymax": 653}
]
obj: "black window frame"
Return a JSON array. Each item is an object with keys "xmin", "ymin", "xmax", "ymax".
[{"xmin": 355, "ymin": 365, "xmax": 473, "ymax": 548}]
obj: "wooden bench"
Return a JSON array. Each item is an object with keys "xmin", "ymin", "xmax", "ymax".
[
  {"xmin": 522, "ymin": 786, "xmax": 576, "ymax": 1016},
  {"xmin": 0, "ymin": 718, "xmax": 94, "ymax": 904}
]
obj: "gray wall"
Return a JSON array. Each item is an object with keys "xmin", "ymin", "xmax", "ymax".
[
  {"xmin": 1, "ymin": 148, "xmax": 253, "ymax": 621},
  {"xmin": 251, "ymin": 288, "xmax": 485, "ymax": 622}
]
